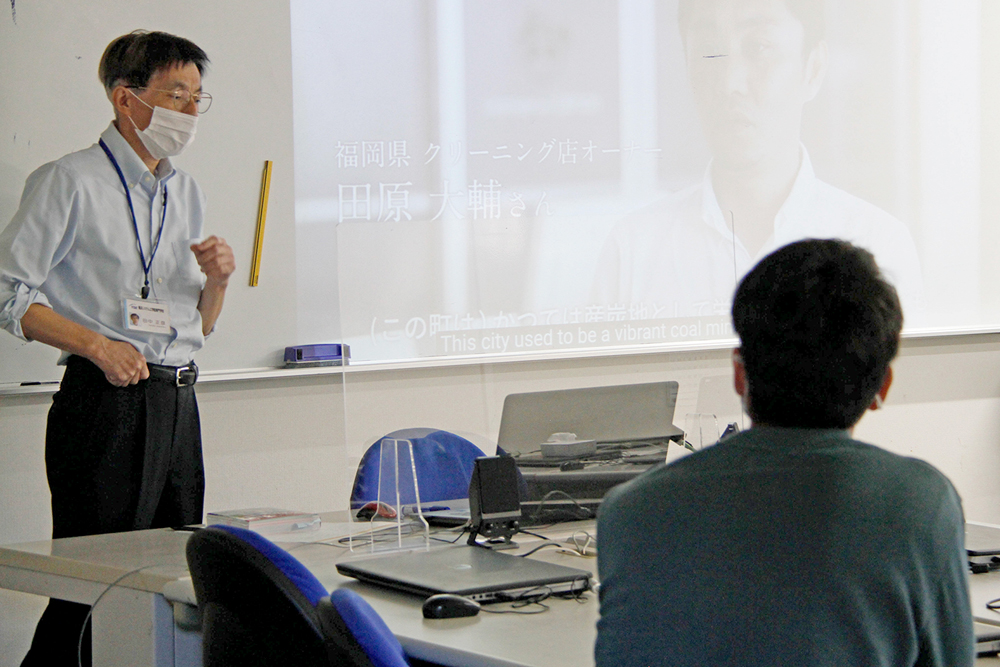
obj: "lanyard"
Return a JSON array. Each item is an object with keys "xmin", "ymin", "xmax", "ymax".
[{"xmin": 99, "ymin": 139, "xmax": 168, "ymax": 299}]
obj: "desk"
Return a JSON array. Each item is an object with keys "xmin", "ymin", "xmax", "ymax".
[
  {"xmin": 0, "ymin": 520, "xmax": 599, "ymax": 667},
  {"xmin": 0, "ymin": 529, "xmax": 197, "ymax": 666},
  {"xmin": 8, "ymin": 520, "xmax": 1000, "ymax": 667}
]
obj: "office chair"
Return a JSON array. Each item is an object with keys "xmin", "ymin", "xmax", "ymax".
[
  {"xmin": 350, "ymin": 428, "xmax": 488, "ymax": 509},
  {"xmin": 186, "ymin": 525, "xmax": 410, "ymax": 667}
]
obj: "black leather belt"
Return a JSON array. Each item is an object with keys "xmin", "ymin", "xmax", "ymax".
[{"xmin": 147, "ymin": 362, "xmax": 198, "ymax": 387}]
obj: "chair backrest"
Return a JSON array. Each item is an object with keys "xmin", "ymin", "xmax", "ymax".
[
  {"xmin": 186, "ymin": 525, "xmax": 409, "ymax": 667},
  {"xmin": 350, "ymin": 428, "xmax": 487, "ymax": 509},
  {"xmin": 319, "ymin": 589, "xmax": 410, "ymax": 667}
]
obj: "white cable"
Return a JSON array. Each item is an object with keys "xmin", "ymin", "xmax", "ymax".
[{"xmin": 78, "ymin": 564, "xmax": 162, "ymax": 667}]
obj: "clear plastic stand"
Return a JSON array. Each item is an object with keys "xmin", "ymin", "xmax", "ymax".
[
  {"xmin": 683, "ymin": 413, "xmax": 720, "ymax": 451},
  {"xmin": 667, "ymin": 413, "xmax": 721, "ymax": 464},
  {"xmin": 348, "ymin": 438, "xmax": 430, "ymax": 553}
]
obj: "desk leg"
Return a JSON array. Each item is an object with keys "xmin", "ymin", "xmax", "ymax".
[{"xmin": 90, "ymin": 589, "xmax": 175, "ymax": 667}]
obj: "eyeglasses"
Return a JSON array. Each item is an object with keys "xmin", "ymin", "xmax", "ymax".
[{"xmin": 127, "ymin": 86, "xmax": 213, "ymax": 113}]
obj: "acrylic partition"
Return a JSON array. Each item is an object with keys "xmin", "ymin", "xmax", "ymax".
[{"xmin": 293, "ymin": 0, "xmax": 1000, "ymax": 548}]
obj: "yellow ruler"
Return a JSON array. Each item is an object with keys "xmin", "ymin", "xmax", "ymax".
[{"xmin": 250, "ymin": 160, "xmax": 273, "ymax": 287}]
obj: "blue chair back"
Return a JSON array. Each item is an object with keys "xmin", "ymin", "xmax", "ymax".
[
  {"xmin": 350, "ymin": 428, "xmax": 487, "ymax": 509},
  {"xmin": 319, "ymin": 589, "xmax": 411, "ymax": 667},
  {"xmin": 186, "ymin": 525, "xmax": 409, "ymax": 667}
]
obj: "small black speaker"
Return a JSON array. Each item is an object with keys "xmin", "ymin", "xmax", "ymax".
[{"xmin": 467, "ymin": 456, "xmax": 521, "ymax": 547}]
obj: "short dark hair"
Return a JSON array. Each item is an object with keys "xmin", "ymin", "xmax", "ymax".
[
  {"xmin": 99, "ymin": 31, "xmax": 209, "ymax": 96},
  {"xmin": 677, "ymin": 0, "xmax": 826, "ymax": 52},
  {"xmin": 731, "ymin": 239, "xmax": 902, "ymax": 429}
]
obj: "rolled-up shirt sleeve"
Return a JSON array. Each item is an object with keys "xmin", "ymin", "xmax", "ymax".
[
  {"xmin": 0, "ymin": 281, "xmax": 52, "ymax": 340},
  {"xmin": 0, "ymin": 162, "xmax": 76, "ymax": 340}
]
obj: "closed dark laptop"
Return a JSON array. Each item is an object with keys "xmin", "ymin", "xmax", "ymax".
[{"xmin": 336, "ymin": 546, "xmax": 592, "ymax": 601}]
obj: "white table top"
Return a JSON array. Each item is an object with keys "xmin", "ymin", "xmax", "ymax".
[{"xmin": 0, "ymin": 518, "xmax": 600, "ymax": 667}]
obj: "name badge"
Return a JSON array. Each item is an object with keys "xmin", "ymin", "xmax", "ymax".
[{"xmin": 124, "ymin": 298, "xmax": 172, "ymax": 334}]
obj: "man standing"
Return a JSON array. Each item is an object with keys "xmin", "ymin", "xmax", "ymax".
[
  {"xmin": 592, "ymin": 0, "xmax": 925, "ymax": 324},
  {"xmin": 0, "ymin": 31, "xmax": 235, "ymax": 665},
  {"xmin": 595, "ymin": 239, "xmax": 972, "ymax": 666}
]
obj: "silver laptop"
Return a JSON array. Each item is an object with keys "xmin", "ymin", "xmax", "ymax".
[
  {"xmin": 497, "ymin": 381, "xmax": 684, "ymax": 456},
  {"xmin": 336, "ymin": 545, "xmax": 592, "ymax": 601},
  {"xmin": 966, "ymin": 522, "xmax": 1000, "ymax": 556}
]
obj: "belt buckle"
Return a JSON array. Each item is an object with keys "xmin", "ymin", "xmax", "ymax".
[{"xmin": 175, "ymin": 363, "xmax": 198, "ymax": 387}]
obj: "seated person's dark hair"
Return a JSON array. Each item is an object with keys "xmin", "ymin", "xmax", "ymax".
[
  {"xmin": 99, "ymin": 30, "xmax": 209, "ymax": 94},
  {"xmin": 731, "ymin": 239, "xmax": 903, "ymax": 429}
]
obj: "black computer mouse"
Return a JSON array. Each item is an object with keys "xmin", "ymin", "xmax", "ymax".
[{"xmin": 421, "ymin": 593, "xmax": 481, "ymax": 619}]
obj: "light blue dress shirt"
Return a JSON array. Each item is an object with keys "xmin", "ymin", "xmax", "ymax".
[{"xmin": 0, "ymin": 122, "xmax": 208, "ymax": 366}]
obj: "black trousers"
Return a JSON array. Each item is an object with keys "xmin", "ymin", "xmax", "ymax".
[{"xmin": 20, "ymin": 356, "xmax": 205, "ymax": 667}]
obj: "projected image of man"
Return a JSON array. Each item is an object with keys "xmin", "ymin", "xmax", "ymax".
[{"xmin": 592, "ymin": 0, "xmax": 925, "ymax": 322}]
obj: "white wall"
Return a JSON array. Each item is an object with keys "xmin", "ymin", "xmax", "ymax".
[{"xmin": 2, "ymin": 334, "xmax": 1000, "ymax": 664}]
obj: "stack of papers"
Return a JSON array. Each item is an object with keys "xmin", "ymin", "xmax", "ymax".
[{"xmin": 206, "ymin": 508, "xmax": 321, "ymax": 535}]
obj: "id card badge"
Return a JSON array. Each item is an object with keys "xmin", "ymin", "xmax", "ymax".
[{"xmin": 124, "ymin": 298, "xmax": 172, "ymax": 334}]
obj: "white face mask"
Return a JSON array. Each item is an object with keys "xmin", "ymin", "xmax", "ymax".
[{"xmin": 128, "ymin": 90, "xmax": 198, "ymax": 160}]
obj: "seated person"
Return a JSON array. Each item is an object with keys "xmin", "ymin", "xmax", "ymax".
[{"xmin": 595, "ymin": 239, "xmax": 972, "ymax": 666}]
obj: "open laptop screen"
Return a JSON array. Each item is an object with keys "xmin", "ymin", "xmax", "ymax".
[{"xmin": 496, "ymin": 381, "xmax": 683, "ymax": 456}]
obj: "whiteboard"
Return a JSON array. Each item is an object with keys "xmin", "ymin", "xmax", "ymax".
[
  {"xmin": 0, "ymin": 0, "xmax": 298, "ymax": 385},
  {"xmin": 3, "ymin": 1, "xmax": 1000, "ymax": 384}
]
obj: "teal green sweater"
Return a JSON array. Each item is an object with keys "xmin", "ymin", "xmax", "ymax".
[{"xmin": 596, "ymin": 427, "xmax": 973, "ymax": 666}]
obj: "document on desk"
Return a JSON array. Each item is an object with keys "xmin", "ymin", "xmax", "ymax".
[{"xmin": 266, "ymin": 521, "xmax": 406, "ymax": 544}]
